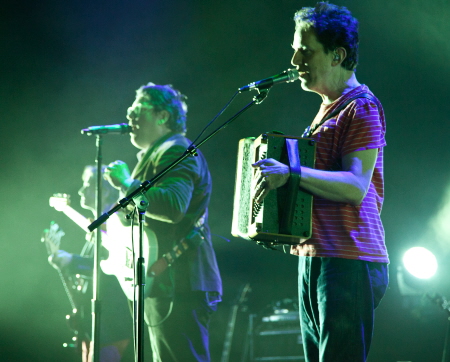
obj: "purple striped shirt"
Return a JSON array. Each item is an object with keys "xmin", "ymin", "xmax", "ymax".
[{"xmin": 291, "ymin": 85, "xmax": 389, "ymax": 263}]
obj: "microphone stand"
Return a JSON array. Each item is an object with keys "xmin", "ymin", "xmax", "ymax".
[
  {"xmin": 92, "ymin": 135, "xmax": 103, "ymax": 362},
  {"xmin": 87, "ymin": 88, "xmax": 271, "ymax": 362},
  {"xmin": 134, "ymin": 198, "xmax": 148, "ymax": 361}
]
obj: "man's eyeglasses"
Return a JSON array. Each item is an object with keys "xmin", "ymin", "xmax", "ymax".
[{"xmin": 126, "ymin": 103, "xmax": 154, "ymax": 120}]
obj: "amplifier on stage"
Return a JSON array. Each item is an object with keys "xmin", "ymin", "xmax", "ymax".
[
  {"xmin": 231, "ymin": 133, "xmax": 316, "ymax": 246},
  {"xmin": 249, "ymin": 299, "xmax": 304, "ymax": 361}
]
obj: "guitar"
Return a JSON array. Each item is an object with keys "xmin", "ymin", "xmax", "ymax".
[
  {"xmin": 49, "ymin": 193, "xmax": 158, "ymax": 301},
  {"xmin": 220, "ymin": 283, "xmax": 251, "ymax": 362},
  {"xmin": 41, "ymin": 222, "xmax": 90, "ymax": 349}
]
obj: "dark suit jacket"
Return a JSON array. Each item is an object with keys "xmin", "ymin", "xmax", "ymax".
[{"xmin": 125, "ymin": 132, "xmax": 222, "ymax": 297}]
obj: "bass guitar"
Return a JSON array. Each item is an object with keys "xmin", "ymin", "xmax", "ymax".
[{"xmin": 49, "ymin": 193, "xmax": 158, "ymax": 300}]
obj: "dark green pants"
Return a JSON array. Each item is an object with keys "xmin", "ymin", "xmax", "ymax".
[
  {"xmin": 298, "ymin": 257, "xmax": 388, "ymax": 362},
  {"xmin": 144, "ymin": 291, "xmax": 220, "ymax": 362}
]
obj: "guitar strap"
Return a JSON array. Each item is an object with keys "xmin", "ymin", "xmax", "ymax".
[{"xmin": 147, "ymin": 214, "xmax": 207, "ymax": 277}]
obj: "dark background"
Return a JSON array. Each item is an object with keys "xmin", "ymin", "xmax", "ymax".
[{"xmin": 1, "ymin": 0, "xmax": 450, "ymax": 361}]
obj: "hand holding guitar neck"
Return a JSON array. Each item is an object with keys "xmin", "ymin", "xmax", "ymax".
[{"xmin": 49, "ymin": 193, "xmax": 91, "ymax": 233}]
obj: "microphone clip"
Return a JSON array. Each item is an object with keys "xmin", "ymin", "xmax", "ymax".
[{"xmin": 253, "ymin": 88, "xmax": 271, "ymax": 104}]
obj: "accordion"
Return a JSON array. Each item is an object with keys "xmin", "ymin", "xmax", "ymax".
[{"xmin": 231, "ymin": 133, "xmax": 316, "ymax": 245}]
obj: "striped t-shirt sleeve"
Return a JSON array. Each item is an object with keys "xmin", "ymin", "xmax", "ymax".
[{"xmin": 339, "ymin": 98, "xmax": 386, "ymax": 156}]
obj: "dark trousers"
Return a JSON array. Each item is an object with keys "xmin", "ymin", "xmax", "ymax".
[
  {"xmin": 144, "ymin": 291, "xmax": 220, "ymax": 362},
  {"xmin": 298, "ymin": 257, "xmax": 388, "ymax": 362}
]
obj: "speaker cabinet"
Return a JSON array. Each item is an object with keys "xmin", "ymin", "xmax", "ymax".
[{"xmin": 249, "ymin": 311, "xmax": 304, "ymax": 361}]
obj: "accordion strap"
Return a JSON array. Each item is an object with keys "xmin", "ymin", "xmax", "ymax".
[
  {"xmin": 279, "ymin": 138, "xmax": 301, "ymax": 236},
  {"xmin": 303, "ymin": 93, "xmax": 378, "ymax": 138}
]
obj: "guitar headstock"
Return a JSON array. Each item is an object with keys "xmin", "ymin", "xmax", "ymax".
[
  {"xmin": 41, "ymin": 221, "xmax": 65, "ymax": 256},
  {"xmin": 50, "ymin": 193, "xmax": 71, "ymax": 211}
]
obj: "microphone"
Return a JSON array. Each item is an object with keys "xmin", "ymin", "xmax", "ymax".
[
  {"xmin": 81, "ymin": 123, "xmax": 132, "ymax": 136},
  {"xmin": 238, "ymin": 68, "xmax": 299, "ymax": 92}
]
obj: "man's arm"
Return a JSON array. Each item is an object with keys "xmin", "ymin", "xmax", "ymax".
[
  {"xmin": 103, "ymin": 160, "xmax": 134, "ymax": 191},
  {"xmin": 300, "ymin": 148, "xmax": 378, "ymax": 205},
  {"xmin": 253, "ymin": 147, "xmax": 378, "ymax": 206},
  {"xmin": 104, "ymin": 146, "xmax": 198, "ymax": 223}
]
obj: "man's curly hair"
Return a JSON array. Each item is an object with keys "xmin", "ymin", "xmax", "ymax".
[
  {"xmin": 136, "ymin": 83, "xmax": 188, "ymax": 135},
  {"xmin": 294, "ymin": 2, "xmax": 359, "ymax": 71}
]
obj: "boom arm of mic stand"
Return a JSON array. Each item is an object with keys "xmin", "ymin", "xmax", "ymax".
[{"xmin": 87, "ymin": 87, "xmax": 271, "ymax": 233}]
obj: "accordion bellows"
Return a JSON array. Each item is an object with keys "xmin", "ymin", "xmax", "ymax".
[{"xmin": 231, "ymin": 133, "xmax": 316, "ymax": 246}]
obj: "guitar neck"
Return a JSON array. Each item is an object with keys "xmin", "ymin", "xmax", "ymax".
[{"xmin": 59, "ymin": 207, "xmax": 91, "ymax": 233}]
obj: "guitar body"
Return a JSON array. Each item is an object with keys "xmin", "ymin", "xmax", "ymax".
[
  {"xmin": 102, "ymin": 213, "xmax": 158, "ymax": 301},
  {"xmin": 49, "ymin": 194, "xmax": 159, "ymax": 301}
]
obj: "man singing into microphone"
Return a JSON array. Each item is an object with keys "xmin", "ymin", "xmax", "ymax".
[
  {"xmin": 104, "ymin": 83, "xmax": 222, "ymax": 362},
  {"xmin": 253, "ymin": 3, "xmax": 389, "ymax": 361}
]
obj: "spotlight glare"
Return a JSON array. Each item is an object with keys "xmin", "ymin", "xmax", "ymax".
[{"xmin": 403, "ymin": 247, "xmax": 438, "ymax": 279}]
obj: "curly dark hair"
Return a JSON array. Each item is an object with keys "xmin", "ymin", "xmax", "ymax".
[
  {"xmin": 294, "ymin": 2, "xmax": 359, "ymax": 71},
  {"xmin": 136, "ymin": 83, "xmax": 188, "ymax": 135}
]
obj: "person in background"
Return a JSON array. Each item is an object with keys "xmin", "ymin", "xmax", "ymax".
[{"xmin": 49, "ymin": 165, "xmax": 133, "ymax": 362}]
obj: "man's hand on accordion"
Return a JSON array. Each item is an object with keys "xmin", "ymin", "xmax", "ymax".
[{"xmin": 252, "ymin": 158, "xmax": 290, "ymax": 203}]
